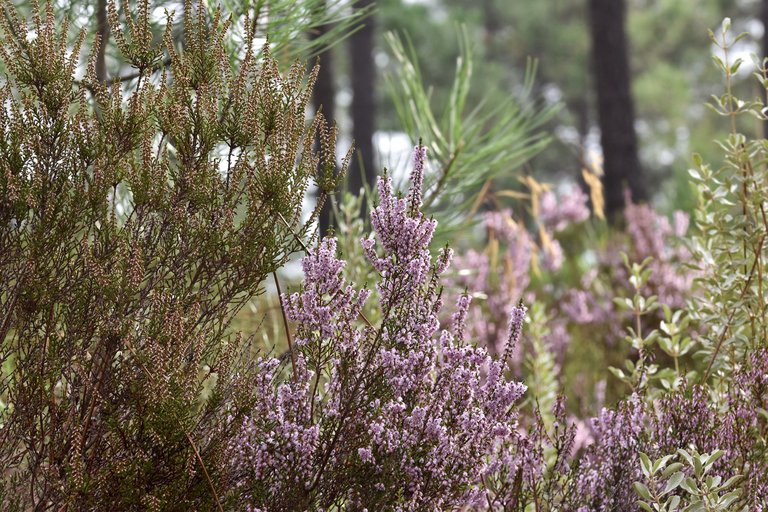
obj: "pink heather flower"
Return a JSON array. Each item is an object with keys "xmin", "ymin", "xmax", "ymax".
[
  {"xmin": 358, "ymin": 447, "xmax": 374, "ymax": 464},
  {"xmin": 502, "ymin": 302, "xmax": 527, "ymax": 365},
  {"xmin": 450, "ymin": 210, "xmax": 533, "ymax": 356},
  {"xmin": 451, "ymin": 293, "xmax": 472, "ymax": 343},
  {"xmin": 622, "ymin": 199, "xmax": 695, "ymax": 308},
  {"xmin": 570, "ymin": 417, "xmax": 594, "ymax": 454},
  {"xmin": 229, "ymin": 144, "xmax": 529, "ymax": 510},
  {"xmin": 436, "ymin": 246, "xmax": 454, "ymax": 275},
  {"xmin": 539, "ymin": 185, "xmax": 590, "ymax": 232},
  {"xmin": 575, "ymin": 395, "xmax": 647, "ymax": 510},
  {"xmin": 673, "ymin": 210, "xmax": 689, "ymax": 238},
  {"xmin": 541, "ymin": 238, "xmax": 564, "ymax": 272},
  {"xmin": 408, "ymin": 143, "xmax": 428, "ymax": 214}
]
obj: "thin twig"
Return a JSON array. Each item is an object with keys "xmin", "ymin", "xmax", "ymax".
[{"xmin": 273, "ymin": 271, "xmax": 297, "ymax": 382}]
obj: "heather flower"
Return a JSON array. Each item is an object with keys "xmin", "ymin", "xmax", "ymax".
[
  {"xmin": 575, "ymin": 395, "xmax": 647, "ymax": 510},
  {"xmin": 651, "ymin": 384, "xmax": 718, "ymax": 458},
  {"xmin": 451, "ymin": 211, "xmax": 533, "ymax": 356},
  {"xmin": 570, "ymin": 365, "xmax": 768, "ymax": 509},
  {"xmin": 491, "ymin": 395, "xmax": 576, "ymax": 510},
  {"xmin": 408, "ymin": 143, "xmax": 428, "ymax": 215},
  {"xmin": 502, "ymin": 301, "xmax": 527, "ymax": 365},
  {"xmin": 622, "ymin": 198, "xmax": 694, "ymax": 309},
  {"xmin": 229, "ymin": 145, "xmax": 528, "ymax": 510},
  {"xmin": 541, "ymin": 237, "xmax": 564, "ymax": 272},
  {"xmin": 539, "ymin": 185, "xmax": 590, "ymax": 232}
]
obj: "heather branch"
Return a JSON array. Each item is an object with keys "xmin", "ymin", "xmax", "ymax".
[
  {"xmin": 276, "ymin": 209, "xmax": 375, "ymax": 330},
  {"xmin": 273, "ymin": 271, "xmax": 297, "ymax": 381}
]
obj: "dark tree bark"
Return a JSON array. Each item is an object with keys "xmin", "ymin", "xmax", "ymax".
[
  {"xmin": 95, "ymin": 0, "xmax": 109, "ymax": 83},
  {"xmin": 348, "ymin": 0, "xmax": 377, "ymax": 215},
  {"xmin": 588, "ymin": 0, "xmax": 646, "ymax": 217},
  {"xmin": 762, "ymin": 0, "xmax": 768, "ymax": 138},
  {"xmin": 310, "ymin": 2, "xmax": 338, "ymax": 236},
  {"xmin": 481, "ymin": 0, "xmax": 502, "ymax": 54}
]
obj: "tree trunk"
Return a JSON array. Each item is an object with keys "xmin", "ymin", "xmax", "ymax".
[
  {"xmin": 762, "ymin": 0, "xmax": 768, "ymax": 138},
  {"xmin": 588, "ymin": 0, "xmax": 646, "ymax": 217},
  {"xmin": 348, "ymin": 0, "xmax": 376, "ymax": 215},
  {"xmin": 481, "ymin": 0, "xmax": 501, "ymax": 56},
  {"xmin": 310, "ymin": 2, "xmax": 338, "ymax": 236},
  {"xmin": 96, "ymin": 0, "xmax": 109, "ymax": 83}
]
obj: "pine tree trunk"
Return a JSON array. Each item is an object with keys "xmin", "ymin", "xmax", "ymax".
[
  {"xmin": 96, "ymin": 0, "xmax": 109, "ymax": 83},
  {"xmin": 762, "ymin": 0, "xmax": 768, "ymax": 138},
  {"xmin": 348, "ymin": 0, "xmax": 376, "ymax": 216},
  {"xmin": 588, "ymin": 0, "xmax": 646, "ymax": 217},
  {"xmin": 310, "ymin": 2, "xmax": 338, "ymax": 236}
]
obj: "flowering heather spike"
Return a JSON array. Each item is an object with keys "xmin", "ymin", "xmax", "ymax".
[
  {"xmin": 449, "ymin": 209, "xmax": 533, "ymax": 356},
  {"xmin": 436, "ymin": 245, "xmax": 454, "ymax": 275},
  {"xmin": 366, "ymin": 155, "xmax": 438, "ymax": 305},
  {"xmin": 408, "ymin": 143, "xmax": 428, "ymax": 214},
  {"xmin": 502, "ymin": 300, "xmax": 527, "ymax": 366},
  {"xmin": 451, "ymin": 293, "xmax": 472, "ymax": 342}
]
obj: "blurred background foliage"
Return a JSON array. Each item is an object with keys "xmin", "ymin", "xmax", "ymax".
[
  {"xmin": 27, "ymin": 0, "xmax": 766, "ymax": 218},
  {"xmin": 373, "ymin": 0, "xmax": 765, "ymax": 214}
]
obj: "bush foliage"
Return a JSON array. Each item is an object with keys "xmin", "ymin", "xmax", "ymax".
[{"xmin": 0, "ymin": 2, "xmax": 348, "ymax": 509}]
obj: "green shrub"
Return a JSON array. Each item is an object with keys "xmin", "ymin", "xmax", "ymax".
[{"xmin": 0, "ymin": 2, "xmax": 348, "ymax": 509}]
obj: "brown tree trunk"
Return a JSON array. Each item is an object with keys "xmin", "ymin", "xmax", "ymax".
[
  {"xmin": 481, "ymin": 0, "xmax": 501, "ymax": 55},
  {"xmin": 310, "ymin": 2, "xmax": 338, "ymax": 236},
  {"xmin": 96, "ymin": 0, "xmax": 109, "ymax": 83},
  {"xmin": 762, "ymin": 0, "xmax": 768, "ymax": 138},
  {"xmin": 588, "ymin": 0, "xmax": 646, "ymax": 217},
  {"xmin": 348, "ymin": 0, "xmax": 377, "ymax": 215}
]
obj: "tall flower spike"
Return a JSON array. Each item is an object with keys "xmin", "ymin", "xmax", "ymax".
[
  {"xmin": 408, "ymin": 142, "xmax": 427, "ymax": 215},
  {"xmin": 502, "ymin": 300, "xmax": 527, "ymax": 366},
  {"xmin": 451, "ymin": 293, "xmax": 472, "ymax": 343}
]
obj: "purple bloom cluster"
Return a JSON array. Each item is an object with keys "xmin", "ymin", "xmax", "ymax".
[
  {"xmin": 621, "ymin": 198, "xmax": 694, "ymax": 309},
  {"xmin": 557, "ymin": 198, "xmax": 694, "ymax": 351},
  {"xmin": 228, "ymin": 145, "xmax": 759, "ymax": 510},
  {"xmin": 539, "ymin": 186, "xmax": 590, "ymax": 233},
  {"xmin": 448, "ymin": 186, "xmax": 593, "ymax": 360},
  {"xmin": 227, "ymin": 145, "xmax": 529, "ymax": 509},
  {"xmin": 574, "ymin": 353, "xmax": 768, "ymax": 509},
  {"xmin": 575, "ymin": 395, "xmax": 648, "ymax": 510},
  {"xmin": 452, "ymin": 211, "xmax": 534, "ymax": 357}
]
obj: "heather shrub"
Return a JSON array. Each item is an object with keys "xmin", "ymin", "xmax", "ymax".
[
  {"xmin": 227, "ymin": 146, "xmax": 533, "ymax": 509},
  {"xmin": 440, "ymin": 177, "xmax": 694, "ymax": 414},
  {"xmin": 0, "ymin": 2, "xmax": 348, "ymax": 509}
]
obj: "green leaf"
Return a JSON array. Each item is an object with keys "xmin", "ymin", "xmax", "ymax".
[
  {"xmin": 633, "ymin": 481, "xmax": 652, "ymax": 501},
  {"xmin": 662, "ymin": 463, "xmax": 684, "ymax": 478},
  {"xmin": 637, "ymin": 502, "xmax": 654, "ymax": 512},
  {"xmin": 639, "ymin": 452, "xmax": 652, "ymax": 478},
  {"xmin": 718, "ymin": 490, "xmax": 741, "ymax": 509},
  {"xmin": 664, "ymin": 472, "xmax": 685, "ymax": 494}
]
